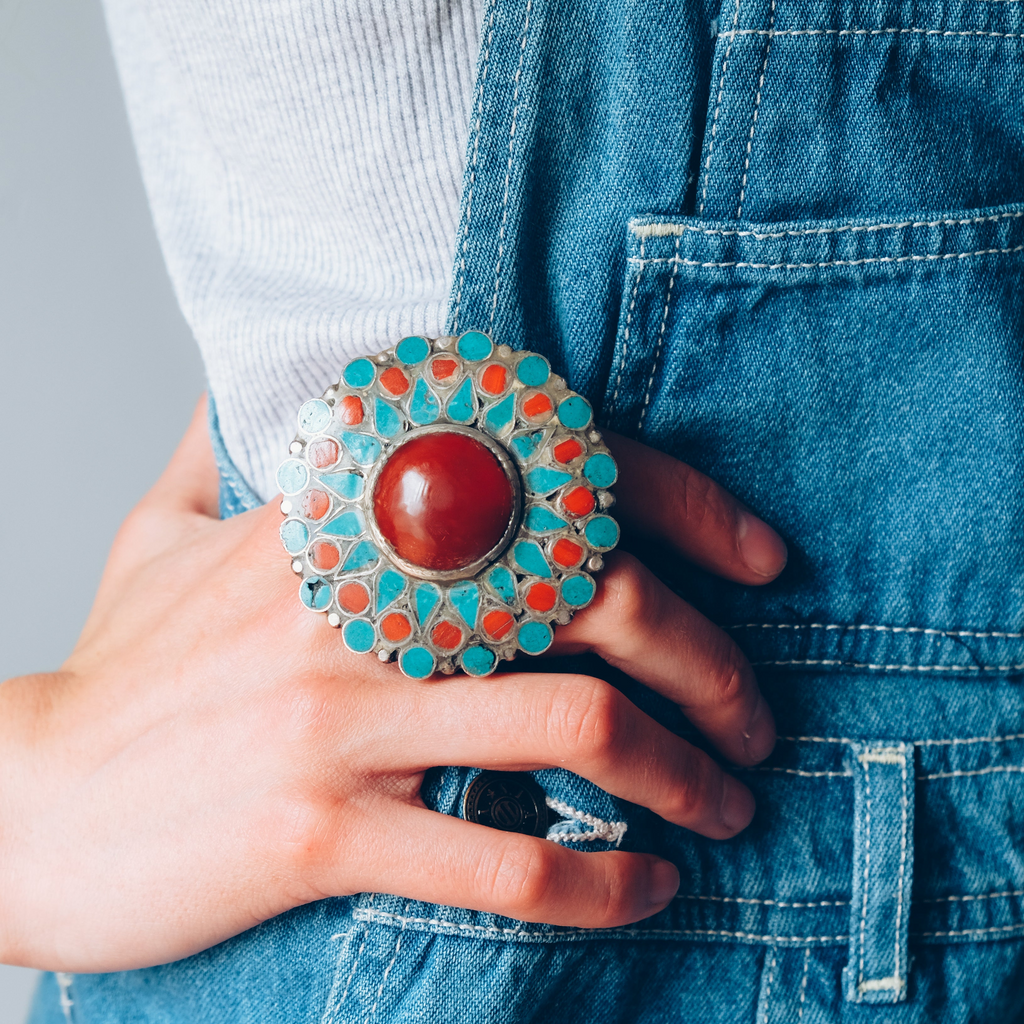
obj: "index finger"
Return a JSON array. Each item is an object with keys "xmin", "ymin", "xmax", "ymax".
[{"xmin": 604, "ymin": 432, "xmax": 787, "ymax": 584}]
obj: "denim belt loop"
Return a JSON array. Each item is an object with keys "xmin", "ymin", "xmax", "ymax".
[{"xmin": 843, "ymin": 741, "xmax": 915, "ymax": 1004}]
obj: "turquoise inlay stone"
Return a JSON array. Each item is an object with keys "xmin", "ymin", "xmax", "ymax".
[
  {"xmin": 343, "ymin": 618, "xmax": 376, "ymax": 653},
  {"xmin": 514, "ymin": 541, "xmax": 551, "ymax": 578},
  {"xmin": 449, "ymin": 582, "xmax": 480, "ymax": 629},
  {"xmin": 585, "ymin": 516, "xmax": 620, "ymax": 549},
  {"xmin": 396, "ymin": 336, "xmax": 430, "ymax": 364},
  {"xmin": 343, "ymin": 358, "xmax": 376, "ymax": 388},
  {"xmin": 583, "ymin": 452, "xmax": 618, "ymax": 488},
  {"xmin": 486, "ymin": 565, "xmax": 516, "ymax": 603},
  {"xmin": 321, "ymin": 509, "xmax": 365, "ymax": 537},
  {"xmin": 457, "ymin": 331, "xmax": 492, "ymax": 361},
  {"xmin": 525, "ymin": 506, "xmax": 568, "ymax": 533},
  {"xmin": 376, "ymin": 569, "xmax": 406, "ymax": 613},
  {"xmin": 526, "ymin": 466, "xmax": 572, "ymax": 494},
  {"xmin": 374, "ymin": 397, "xmax": 403, "ymax": 438},
  {"xmin": 299, "ymin": 576, "xmax": 332, "ymax": 611},
  {"xmin": 343, "ymin": 540, "xmax": 379, "ymax": 571},
  {"xmin": 401, "ymin": 646, "xmax": 436, "ymax": 679},
  {"xmin": 510, "ymin": 430, "xmax": 544, "ymax": 460},
  {"xmin": 279, "ymin": 519, "xmax": 309, "ymax": 554},
  {"xmin": 319, "ymin": 471, "xmax": 364, "ymax": 499},
  {"xmin": 485, "ymin": 393, "xmax": 515, "ymax": 432},
  {"xmin": 341, "ymin": 431, "xmax": 382, "ymax": 466},
  {"xmin": 557, "ymin": 395, "xmax": 593, "ymax": 429},
  {"xmin": 415, "ymin": 583, "xmax": 440, "ymax": 625},
  {"xmin": 297, "ymin": 399, "xmax": 331, "ymax": 433},
  {"xmin": 518, "ymin": 621, "xmax": 554, "ymax": 654},
  {"xmin": 517, "ymin": 354, "xmax": 550, "ymax": 386},
  {"xmin": 447, "ymin": 377, "xmax": 476, "ymax": 423},
  {"xmin": 461, "ymin": 646, "xmax": 497, "ymax": 677},
  {"xmin": 562, "ymin": 574, "xmax": 596, "ymax": 607},
  {"xmin": 409, "ymin": 378, "xmax": 441, "ymax": 424},
  {"xmin": 276, "ymin": 459, "xmax": 309, "ymax": 495}
]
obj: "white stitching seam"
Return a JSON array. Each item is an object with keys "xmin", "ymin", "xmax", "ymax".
[
  {"xmin": 779, "ymin": 733, "xmax": 1024, "ymax": 746},
  {"xmin": 637, "ymin": 236, "xmax": 679, "ymax": 432},
  {"xmin": 918, "ymin": 765, "xmax": 1024, "ymax": 779},
  {"xmin": 745, "ymin": 766, "xmax": 852, "ymax": 777},
  {"xmin": 627, "ymin": 245, "xmax": 1024, "ymax": 269},
  {"xmin": 918, "ymin": 889, "xmax": 1024, "ymax": 903},
  {"xmin": 450, "ymin": 0, "xmax": 497, "ymax": 334},
  {"xmin": 728, "ymin": 621, "xmax": 1024, "ymax": 638},
  {"xmin": 488, "ymin": 0, "xmax": 533, "ymax": 329},
  {"xmin": 352, "ymin": 911, "xmax": 848, "ymax": 943},
  {"xmin": 736, "ymin": 0, "xmax": 776, "ymax": 218},
  {"xmin": 545, "ymin": 796, "xmax": 627, "ymax": 846},
  {"xmin": 56, "ymin": 973, "xmax": 74, "ymax": 1024},
  {"xmin": 674, "ymin": 895, "xmax": 850, "ymax": 907},
  {"xmin": 894, "ymin": 746, "xmax": 908, "ymax": 993},
  {"xmin": 798, "ymin": 948, "xmax": 811, "ymax": 1021},
  {"xmin": 760, "ymin": 949, "xmax": 776, "ymax": 1024},
  {"xmin": 914, "ymin": 923, "xmax": 1024, "ymax": 938},
  {"xmin": 719, "ymin": 26, "xmax": 1024, "ymax": 39},
  {"xmin": 331, "ymin": 926, "xmax": 368, "ymax": 1018},
  {"xmin": 699, "ymin": 0, "xmax": 742, "ymax": 214},
  {"xmin": 857, "ymin": 756, "xmax": 871, "ymax": 999},
  {"xmin": 609, "ymin": 245, "xmax": 644, "ymax": 414},
  {"xmin": 363, "ymin": 902, "xmax": 408, "ymax": 1024},
  {"xmin": 632, "ymin": 210, "xmax": 1024, "ymax": 240},
  {"xmin": 751, "ymin": 658, "xmax": 1024, "ymax": 671}
]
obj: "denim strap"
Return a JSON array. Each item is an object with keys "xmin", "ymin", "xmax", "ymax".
[
  {"xmin": 207, "ymin": 393, "xmax": 263, "ymax": 519},
  {"xmin": 843, "ymin": 741, "xmax": 914, "ymax": 1004}
]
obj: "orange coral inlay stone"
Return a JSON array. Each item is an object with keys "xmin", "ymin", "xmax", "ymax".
[
  {"xmin": 483, "ymin": 609, "xmax": 515, "ymax": 640},
  {"xmin": 526, "ymin": 582, "xmax": 557, "ymax": 612},
  {"xmin": 309, "ymin": 540, "xmax": 340, "ymax": 571},
  {"xmin": 562, "ymin": 486, "xmax": 596, "ymax": 518},
  {"xmin": 522, "ymin": 392, "xmax": 553, "ymax": 421},
  {"xmin": 337, "ymin": 395, "xmax": 364, "ymax": 425},
  {"xmin": 553, "ymin": 439, "xmax": 584, "ymax": 464},
  {"xmin": 338, "ymin": 582, "xmax": 370, "ymax": 614},
  {"xmin": 552, "ymin": 538, "xmax": 584, "ymax": 567},
  {"xmin": 302, "ymin": 489, "xmax": 330, "ymax": 520},
  {"xmin": 431, "ymin": 358, "xmax": 458, "ymax": 381},
  {"xmin": 381, "ymin": 613, "xmax": 413, "ymax": 642},
  {"xmin": 431, "ymin": 620, "xmax": 463, "ymax": 650},
  {"xmin": 307, "ymin": 438, "xmax": 340, "ymax": 469},
  {"xmin": 380, "ymin": 367, "xmax": 410, "ymax": 396},
  {"xmin": 481, "ymin": 364, "xmax": 508, "ymax": 395}
]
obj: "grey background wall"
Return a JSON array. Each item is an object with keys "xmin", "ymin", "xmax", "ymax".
[{"xmin": 0, "ymin": 0, "xmax": 203, "ymax": 1017}]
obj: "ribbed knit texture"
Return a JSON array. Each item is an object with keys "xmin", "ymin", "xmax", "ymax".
[{"xmin": 103, "ymin": 0, "xmax": 480, "ymax": 499}]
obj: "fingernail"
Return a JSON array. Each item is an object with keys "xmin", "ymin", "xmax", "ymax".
[
  {"xmin": 742, "ymin": 694, "xmax": 776, "ymax": 763},
  {"xmin": 737, "ymin": 511, "xmax": 788, "ymax": 579},
  {"xmin": 720, "ymin": 775, "xmax": 756, "ymax": 833},
  {"xmin": 648, "ymin": 859, "xmax": 680, "ymax": 907}
]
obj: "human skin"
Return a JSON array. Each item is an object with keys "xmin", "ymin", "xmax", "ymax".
[{"xmin": 0, "ymin": 397, "xmax": 786, "ymax": 973}]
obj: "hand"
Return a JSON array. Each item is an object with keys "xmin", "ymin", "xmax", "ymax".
[{"xmin": 0, "ymin": 399, "xmax": 785, "ymax": 972}]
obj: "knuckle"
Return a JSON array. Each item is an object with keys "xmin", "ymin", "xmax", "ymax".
[
  {"xmin": 480, "ymin": 841, "xmax": 559, "ymax": 917},
  {"xmin": 596, "ymin": 556, "xmax": 659, "ymax": 627},
  {"xmin": 550, "ymin": 677, "xmax": 625, "ymax": 764},
  {"xmin": 666, "ymin": 751, "xmax": 719, "ymax": 822},
  {"xmin": 703, "ymin": 640, "xmax": 754, "ymax": 711}
]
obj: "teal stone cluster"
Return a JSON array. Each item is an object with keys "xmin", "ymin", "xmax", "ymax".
[{"xmin": 277, "ymin": 332, "xmax": 619, "ymax": 679}]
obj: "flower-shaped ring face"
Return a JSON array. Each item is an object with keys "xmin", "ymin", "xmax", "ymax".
[{"xmin": 277, "ymin": 332, "xmax": 619, "ymax": 678}]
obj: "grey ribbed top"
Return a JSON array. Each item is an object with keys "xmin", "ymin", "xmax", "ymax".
[{"xmin": 103, "ymin": 0, "xmax": 480, "ymax": 499}]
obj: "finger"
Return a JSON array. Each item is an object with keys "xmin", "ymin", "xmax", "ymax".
[
  {"xmin": 333, "ymin": 802, "xmax": 681, "ymax": 929},
  {"xmin": 604, "ymin": 431, "xmax": 787, "ymax": 584},
  {"xmin": 551, "ymin": 551, "xmax": 775, "ymax": 765},
  {"xmin": 143, "ymin": 393, "xmax": 222, "ymax": 519},
  {"xmin": 394, "ymin": 669, "xmax": 755, "ymax": 839}
]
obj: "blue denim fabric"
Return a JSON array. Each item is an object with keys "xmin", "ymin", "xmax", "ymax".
[{"xmin": 33, "ymin": 0, "xmax": 1024, "ymax": 1020}]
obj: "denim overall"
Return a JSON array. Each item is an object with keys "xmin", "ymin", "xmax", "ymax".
[{"xmin": 33, "ymin": 0, "xmax": 1024, "ymax": 1020}]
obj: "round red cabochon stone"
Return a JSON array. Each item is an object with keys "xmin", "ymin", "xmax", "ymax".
[{"xmin": 373, "ymin": 431, "xmax": 515, "ymax": 572}]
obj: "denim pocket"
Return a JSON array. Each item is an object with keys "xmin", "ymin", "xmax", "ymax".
[{"xmin": 601, "ymin": 204, "xmax": 1024, "ymax": 656}]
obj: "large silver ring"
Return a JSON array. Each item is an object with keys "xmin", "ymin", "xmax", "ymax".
[{"xmin": 276, "ymin": 332, "xmax": 619, "ymax": 678}]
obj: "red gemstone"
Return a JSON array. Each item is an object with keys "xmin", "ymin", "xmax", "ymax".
[
  {"xmin": 553, "ymin": 439, "xmax": 583, "ymax": 464},
  {"xmin": 522, "ymin": 392, "xmax": 553, "ymax": 422},
  {"xmin": 432, "ymin": 620, "xmax": 463, "ymax": 650},
  {"xmin": 309, "ymin": 540, "xmax": 340, "ymax": 571},
  {"xmin": 381, "ymin": 612, "xmax": 412, "ymax": 642},
  {"xmin": 307, "ymin": 438, "xmax": 340, "ymax": 469},
  {"xmin": 431, "ymin": 358, "xmax": 458, "ymax": 381},
  {"xmin": 483, "ymin": 609, "xmax": 514, "ymax": 640},
  {"xmin": 338, "ymin": 582, "xmax": 370, "ymax": 613},
  {"xmin": 481, "ymin": 364, "xmax": 508, "ymax": 394},
  {"xmin": 562, "ymin": 486, "xmax": 596, "ymax": 518},
  {"xmin": 302, "ymin": 489, "xmax": 330, "ymax": 520},
  {"xmin": 552, "ymin": 538, "xmax": 584, "ymax": 567},
  {"xmin": 373, "ymin": 431, "xmax": 515, "ymax": 572},
  {"xmin": 337, "ymin": 395, "xmax": 364, "ymax": 425},
  {"xmin": 526, "ymin": 582, "xmax": 557, "ymax": 612},
  {"xmin": 380, "ymin": 367, "xmax": 410, "ymax": 396}
]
